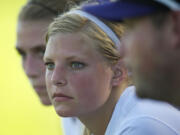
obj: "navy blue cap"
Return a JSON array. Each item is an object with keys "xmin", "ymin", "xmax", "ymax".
[{"xmin": 82, "ymin": 0, "xmax": 180, "ymax": 21}]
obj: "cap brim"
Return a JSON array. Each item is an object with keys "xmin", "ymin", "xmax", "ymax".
[{"xmin": 83, "ymin": 1, "xmax": 157, "ymax": 21}]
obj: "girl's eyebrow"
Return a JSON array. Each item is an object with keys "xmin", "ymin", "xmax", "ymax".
[
  {"xmin": 66, "ymin": 56, "xmax": 79, "ymax": 61},
  {"xmin": 43, "ymin": 56, "xmax": 52, "ymax": 62},
  {"xmin": 43, "ymin": 53, "xmax": 87, "ymax": 62}
]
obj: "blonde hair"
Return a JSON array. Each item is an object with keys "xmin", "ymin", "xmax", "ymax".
[
  {"xmin": 46, "ymin": 9, "xmax": 124, "ymax": 65},
  {"xmin": 46, "ymin": 9, "xmax": 131, "ymax": 135}
]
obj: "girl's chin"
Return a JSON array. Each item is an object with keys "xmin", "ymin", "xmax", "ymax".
[{"xmin": 56, "ymin": 109, "xmax": 76, "ymax": 117}]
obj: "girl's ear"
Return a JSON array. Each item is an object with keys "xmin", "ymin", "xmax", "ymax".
[{"xmin": 111, "ymin": 60, "xmax": 128, "ymax": 87}]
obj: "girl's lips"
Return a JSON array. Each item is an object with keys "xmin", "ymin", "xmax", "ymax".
[{"xmin": 53, "ymin": 93, "xmax": 73, "ymax": 102}]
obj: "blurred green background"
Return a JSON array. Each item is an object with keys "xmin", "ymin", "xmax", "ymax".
[{"xmin": 0, "ymin": 0, "xmax": 63, "ymax": 135}]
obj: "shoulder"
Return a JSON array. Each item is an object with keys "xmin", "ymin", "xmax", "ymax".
[
  {"xmin": 107, "ymin": 86, "xmax": 180, "ymax": 135},
  {"xmin": 118, "ymin": 116, "xmax": 180, "ymax": 135}
]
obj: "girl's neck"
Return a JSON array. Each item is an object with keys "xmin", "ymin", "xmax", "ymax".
[{"xmin": 79, "ymin": 85, "xmax": 127, "ymax": 135}]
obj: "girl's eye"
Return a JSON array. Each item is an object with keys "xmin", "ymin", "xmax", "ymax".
[
  {"xmin": 45, "ymin": 62, "xmax": 55, "ymax": 70},
  {"xmin": 71, "ymin": 61, "xmax": 85, "ymax": 70}
]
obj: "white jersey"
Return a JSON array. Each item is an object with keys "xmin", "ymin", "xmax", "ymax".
[
  {"xmin": 62, "ymin": 117, "xmax": 84, "ymax": 135},
  {"xmin": 105, "ymin": 86, "xmax": 180, "ymax": 135}
]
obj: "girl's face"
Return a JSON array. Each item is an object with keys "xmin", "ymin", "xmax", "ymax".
[{"xmin": 44, "ymin": 32, "xmax": 114, "ymax": 117}]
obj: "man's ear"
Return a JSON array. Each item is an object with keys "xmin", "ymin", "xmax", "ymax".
[{"xmin": 111, "ymin": 60, "xmax": 128, "ymax": 87}]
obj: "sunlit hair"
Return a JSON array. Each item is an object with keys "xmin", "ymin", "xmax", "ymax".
[
  {"xmin": 46, "ymin": 9, "xmax": 124, "ymax": 65},
  {"xmin": 46, "ymin": 8, "xmax": 131, "ymax": 135}
]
